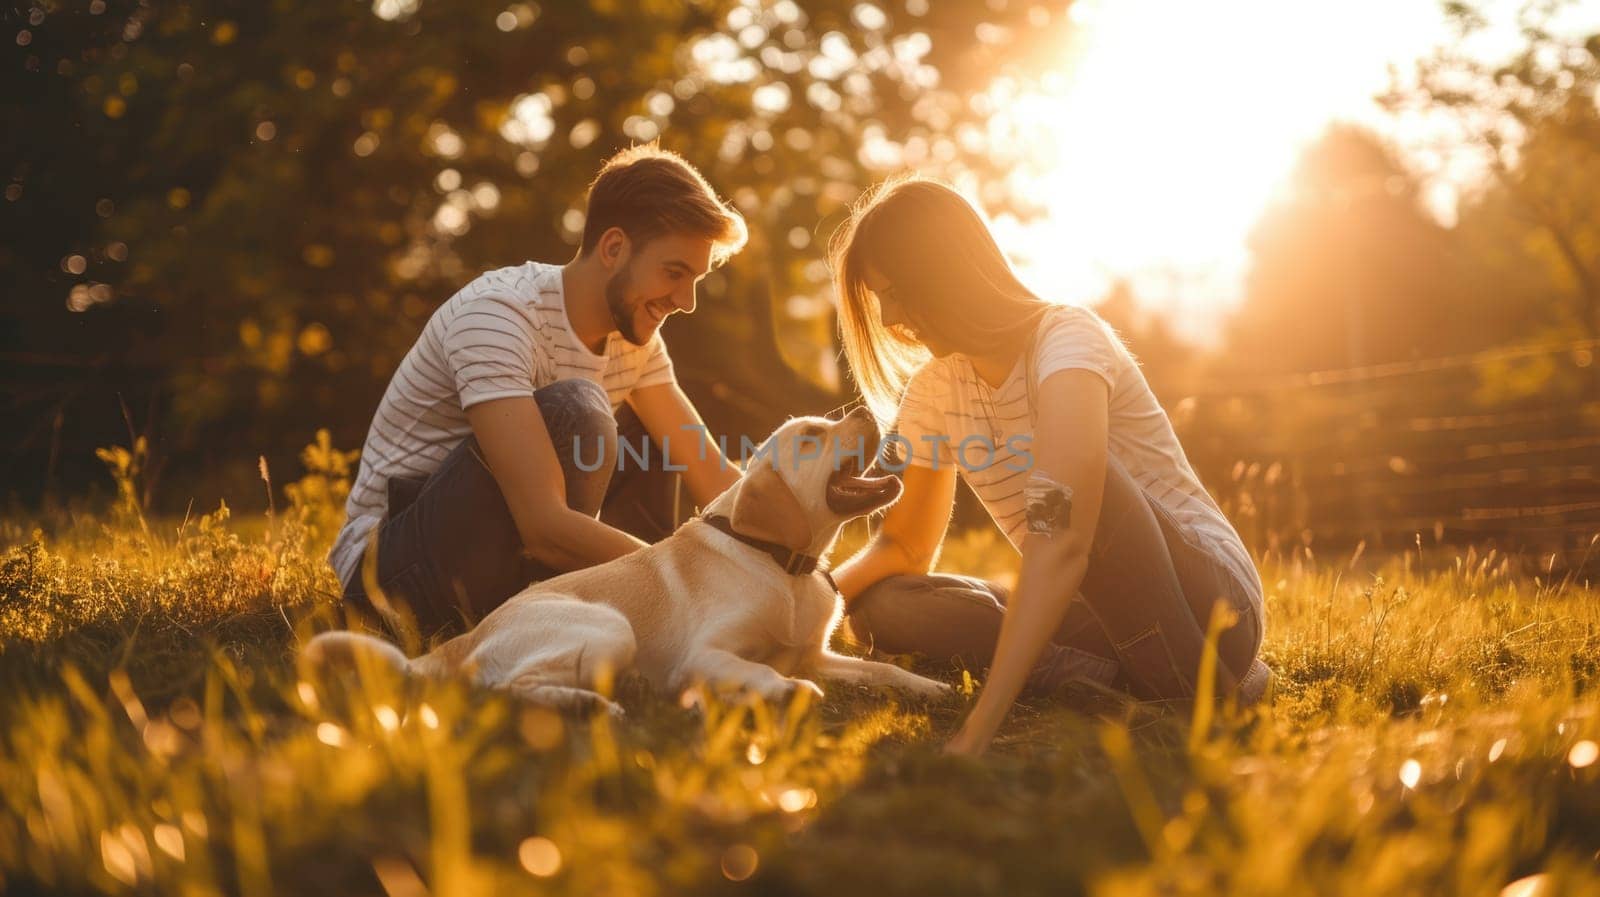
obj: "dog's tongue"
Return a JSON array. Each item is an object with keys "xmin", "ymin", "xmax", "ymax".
[{"xmin": 828, "ymin": 452, "xmax": 902, "ymax": 509}]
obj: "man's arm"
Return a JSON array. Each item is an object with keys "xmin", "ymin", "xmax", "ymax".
[
  {"xmin": 626, "ymin": 381, "xmax": 740, "ymax": 509},
  {"xmin": 466, "ymin": 396, "xmax": 646, "ymax": 572}
]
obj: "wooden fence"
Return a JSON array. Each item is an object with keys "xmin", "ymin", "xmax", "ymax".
[{"xmin": 1178, "ymin": 339, "xmax": 1600, "ymax": 576}]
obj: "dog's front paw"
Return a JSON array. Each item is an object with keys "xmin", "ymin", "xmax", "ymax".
[
  {"xmin": 794, "ymin": 678, "xmax": 825, "ymax": 700},
  {"xmin": 571, "ymin": 694, "xmax": 627, "ymax": 722},
  {"xmin": 764, "ymin": 677, "xmax": 824, "ymax": 706},
  {"xmin": 904, "ymin": 677, "xmax": 954, "ymax": 699},
  {"xmin": 563, "ymin": 691, "xmax": 626, "ymax": 719}
]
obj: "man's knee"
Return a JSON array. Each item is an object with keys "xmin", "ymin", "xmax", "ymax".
[
  {"xmin": 536, "ymin": 379, "xmax": 617, "ymax": 464},
  {"xmin": 535, "ymin": 379, "xmax": 616, "ymax": 443},
  {"xmin": 533, "ymin": 379, "xmax": 618, "ymax": 514}
]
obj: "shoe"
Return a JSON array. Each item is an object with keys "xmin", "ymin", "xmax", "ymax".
[
  {"xmin": 1234, "ymin": 658, "xmax": 1273, "ymax": 707},
  {"xmin": 1023, "ymin": 643, "xmax": 1120, "ymax": 697}
]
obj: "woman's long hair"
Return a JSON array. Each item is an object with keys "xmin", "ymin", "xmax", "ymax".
[{"xmin": 829, "ymin": 175, "xmax": 1054, "ymax": 427}]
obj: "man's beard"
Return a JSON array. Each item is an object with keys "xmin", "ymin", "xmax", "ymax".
[{"xmin": 605, "ymin": 265, "xmax": 649, "ymax": 346}]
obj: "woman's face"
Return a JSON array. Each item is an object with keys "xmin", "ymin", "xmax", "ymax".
[{"xmin": 864, "ymin": 265, "xmax": 950, "ymax": 356}]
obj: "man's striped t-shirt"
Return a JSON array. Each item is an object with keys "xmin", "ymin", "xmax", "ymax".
[{"xmin": 328, "ymin": 261, "xmax": 675, "ymax": 587}]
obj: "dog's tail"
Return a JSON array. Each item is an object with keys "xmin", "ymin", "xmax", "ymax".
[{"xmin": 299, "ymin": 630, "xmax": 412, "ymax": 683}]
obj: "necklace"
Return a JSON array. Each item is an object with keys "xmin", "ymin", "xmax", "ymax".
[{"xmin": 968, "ymin": 357, "xmax": 1005, "ymax": 456}]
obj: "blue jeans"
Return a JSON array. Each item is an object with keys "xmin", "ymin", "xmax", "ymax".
[
  {"xmin": 341, "ymin": 378, "xmax": 683, "ymax": 639},
  {"xmin": 847, "ymin": 455, "xmax": 1270, "ymax": 703}
]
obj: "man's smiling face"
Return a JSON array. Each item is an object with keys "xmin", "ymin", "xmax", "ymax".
[{"xmin": 605, "ymin": 232, "xmax": 715, "ymax": 346}]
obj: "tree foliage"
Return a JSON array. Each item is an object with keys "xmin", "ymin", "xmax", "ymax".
[
  {"xmin": 1, "ymin": 0, "xmax": 1072, "ymax": 505},
  {"xmin": 1222, "ymin": 125, "xmax": 1481, "ymax": 376},
  {"xmin": 1384, "ymin": 0, "xmax": 1600, "ymax": 399}
]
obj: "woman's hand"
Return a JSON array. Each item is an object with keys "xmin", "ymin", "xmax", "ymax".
[
  {"xmin": 941, "ymin": 540, "xmax": 1094, "ymax": 755},
  {"xmin": 943, "ymin": 725, "xmax": 989, "ymax": 757},
  {"xmin": 943, "ymin": 369, "xmax": 1110, "ymax": 756}
]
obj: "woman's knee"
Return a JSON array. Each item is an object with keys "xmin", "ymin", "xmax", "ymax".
[
  {"xmin": 847, "ymin": 573, "xmax": 1006, "ymax": 664},
  {"xmin": 851, "ymin": 574, "xmax": 935, "ymax": 625},
  {"xmin": 854, "ymin": 572, "xmax": 995, "ymax": 611},
  {"xmin": 1086, "ymin": 454, "xmax": 1150, "ymax": 560}
]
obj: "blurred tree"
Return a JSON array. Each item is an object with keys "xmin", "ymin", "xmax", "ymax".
[
  {"xmin": 0, "ymin": 0, "xmax": 1074, "ymax": 507},
  {"xmin": 1384, "ymin": 0, "xmax": 1600, "ymax": 402},
  {"xmin": 1195, "ymin": 2, "xmax": 1600, "ymax": 559},
  {"xmin": 1221, "ymin": 124, "xmax": 1482, "ymax": 376}
]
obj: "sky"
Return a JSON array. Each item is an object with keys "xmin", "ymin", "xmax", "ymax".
[{"xmin": 992, "ymin": 0, "xmax": 1600, "ymax": 345}]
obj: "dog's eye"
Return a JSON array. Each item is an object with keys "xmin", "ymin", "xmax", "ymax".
[{"xmin": 800, "ymin": 425, "xmax": 826, "ymax": 438}]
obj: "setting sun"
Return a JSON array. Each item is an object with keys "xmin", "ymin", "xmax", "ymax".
[{"xmin": 989, "ymin": 0, "xmax": 1489, "ymax": 340}]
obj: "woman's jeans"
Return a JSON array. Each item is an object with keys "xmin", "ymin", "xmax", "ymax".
[
  {"xmin": 847, "ymin": 455, "xmax": 1271, "ymax": 703},
  {"xmin": 341, "ymin": 378, "xmax": 683, "ymax": 640}
]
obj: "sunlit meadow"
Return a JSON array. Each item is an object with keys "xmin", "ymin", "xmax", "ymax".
[{"xmin": 1, "ymin": 436, "xmax": 1598, "ymax": 896}]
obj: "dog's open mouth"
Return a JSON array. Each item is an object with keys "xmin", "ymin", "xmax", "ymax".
[{"xmin": 826, "ymin": 445, "xmax": 902, "ymax": 515}]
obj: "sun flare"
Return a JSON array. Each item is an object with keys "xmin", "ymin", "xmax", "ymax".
[{"xmin": 990, "ymin": 0, "xmax": 1458, "ymax": 340}]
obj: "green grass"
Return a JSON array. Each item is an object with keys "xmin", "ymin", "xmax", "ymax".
[{"xmin": 2, "ymin": 451, "xmax": 1599, "ymax": 896}]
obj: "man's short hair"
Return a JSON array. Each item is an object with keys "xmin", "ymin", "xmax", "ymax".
[{"xmin": 579, "ymin": 145, "xmax": 747, "ymax": 266}]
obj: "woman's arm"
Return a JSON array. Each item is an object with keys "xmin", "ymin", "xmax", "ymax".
[
  {"xmin": 832, "ymin": 462, "xmax": 958, "ymax": 603},
  {"xmin": 945, "ymin": 369, "xmax": 1110, "ymax": 756}
]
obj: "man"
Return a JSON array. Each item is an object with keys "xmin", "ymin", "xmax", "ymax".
[{"xmin": 329, "ymin": 145, "xmax": 747, "ymax": 639}]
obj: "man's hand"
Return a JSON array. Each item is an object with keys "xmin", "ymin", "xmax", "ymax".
[
  {"xmin": 626, "ymin": 381, "xmax": 740, "ymax": 508},
  {"xmin": 466, "ymin": 396, "xmax": 645, "ymax": 572}
]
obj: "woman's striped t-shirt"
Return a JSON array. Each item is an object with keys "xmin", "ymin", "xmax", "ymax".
[
  {"xmin": 893, "ymin": 303, "xmax": 1262, "ymax": 606},
  {"xmin": 328, "ymin": 261, "xmax": 675, "ymax": 587}
]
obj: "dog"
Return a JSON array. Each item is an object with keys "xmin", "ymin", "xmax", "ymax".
[{"xmin": 301, "ymin": 408, "xmax": 951, "ymax": 715}]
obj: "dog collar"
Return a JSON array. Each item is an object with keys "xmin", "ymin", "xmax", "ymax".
[{"xmin": 700, "ymin": 514, "xmax": 838, "ymax": 592}]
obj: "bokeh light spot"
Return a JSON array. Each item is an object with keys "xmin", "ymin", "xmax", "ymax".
[
  {"xmin": 1399, "ymin": 759, "xmax": 1421, "ymax": 789},
  {"xmin": 721, "ymin": 844, "xmax": 758, "ymax": 881},
  {"xmin": 518, "ymin": 837, "xmax": 561, "ymax": 877},
  {"xmin": 1570, "ymin": 740, "xmax": 1598, "ymax": 769}
]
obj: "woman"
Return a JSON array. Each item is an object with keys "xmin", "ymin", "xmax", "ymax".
[{"xmin": 828, "ymin": 177, "xmax": 1272, "ymax": 756}]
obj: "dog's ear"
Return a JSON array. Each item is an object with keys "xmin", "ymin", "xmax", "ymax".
[{"xmin": 730, "ymin": 460, "xmax": 813, "ymax": 550}]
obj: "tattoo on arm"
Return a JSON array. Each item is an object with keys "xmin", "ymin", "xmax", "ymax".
[{"xmin": 1024, "ymin": 472, "xmax": 1073, "ymax": 537}]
